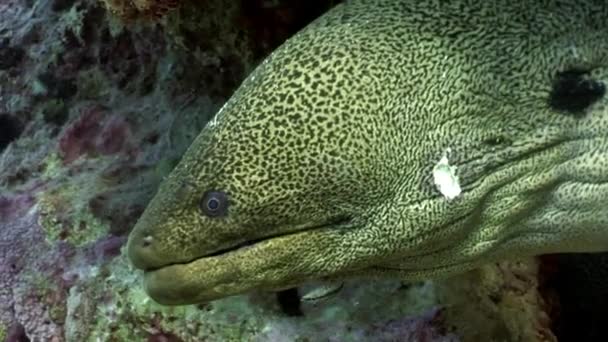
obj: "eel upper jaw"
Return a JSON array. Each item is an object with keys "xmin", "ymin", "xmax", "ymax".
[{"xmin": 141, "ymin": 233, "xmax": 282, "ymax": 273}]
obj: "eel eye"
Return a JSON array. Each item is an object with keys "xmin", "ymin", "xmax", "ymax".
[
  {"xmin": 549, "ymin": 69, "xmax": 605, "ymax": 115},
  {"xmin": 200, "ymin": 190, "xmax": 229, "ymax": 217}
]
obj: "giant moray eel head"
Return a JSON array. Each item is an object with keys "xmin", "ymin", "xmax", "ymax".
[{"xmin": 128, "ymin": 0, "xmax": 608, "ymax": 304}]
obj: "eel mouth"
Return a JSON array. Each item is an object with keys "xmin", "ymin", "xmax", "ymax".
[
  {"xmin": 140, "ymin": 216, "xmax": 354, "ymax": 305},
  {"xmin": 143, "ymin": 215, "xmax": 353, "ymax": 273},
  {"xmin": 142, "ymin": 232, "xmax": 293, "ymax": 273}
]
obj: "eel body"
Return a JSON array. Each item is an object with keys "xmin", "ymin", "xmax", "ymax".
[{"xmin": 127, "ymin": 0, "xmax": 608, "ymax": 304}]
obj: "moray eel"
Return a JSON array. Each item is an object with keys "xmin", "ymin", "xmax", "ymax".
[{"xmin": 127, "ymin": 0, "xmax": 608, "ymax": 304}]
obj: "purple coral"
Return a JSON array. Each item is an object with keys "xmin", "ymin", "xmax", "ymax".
[
  {"xmin": 58, "ymin": 105, "xmax": 105, "ymax": 164},
  {"xmin": 0, "ymin": 188, "xmax": 131, "ymax": 340},
  {"xmin": 58, "ymin": 105, "xmax": 136, "ymax": 164},
  {"xmin": 377, "ymin": 308, "xmax": 458, "ymax": 342},
  {"xmin": 95, "ymin": 114, "xmax": 134, "ymax": 156},
  {"xmin": 5, "ymin": 322, "xmax": 29, "ymax": 342},
  {"xmin": 348, "ymin": 308, "xmax": 459, "ymax": 342},
  {"xmin": 0, "ymin": 190, "xmax": 68, "ymax": 340}
]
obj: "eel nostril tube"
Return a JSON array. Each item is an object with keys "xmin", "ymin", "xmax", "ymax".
[{"xmin": 142, "ymin": 235, "xmax": 153, "ymax": 247}]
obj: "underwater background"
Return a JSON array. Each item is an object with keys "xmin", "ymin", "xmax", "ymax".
[{"xmin": 0, "ymin": 0, "xmax": 607, "ymax": 341}]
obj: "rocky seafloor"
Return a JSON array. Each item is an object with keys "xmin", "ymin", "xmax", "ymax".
[{"xmin": 0, "ymin": 0, "xmax": 605, "ymax": 341}]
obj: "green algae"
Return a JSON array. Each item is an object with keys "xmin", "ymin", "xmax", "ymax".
[
  {"xmin": 36, "ymin": 99, "xmax": 69, "ymax": 125},
  {"xmin": 37, "ymin": 155, "xmax": 114, "ymax": 246},
  {"xmin": 41, "ymin": 153, "xmax": 63, "ymax": 181},
  {"xmin": 76, "ymin": 69, "xmax": 113, "ymax": 100},
  {"xmin": 0, "ymin": 127, "xmax": 55, "ymax": 188},
  {"xmin": 62, "ymin": 248, "xmax": 439, "ymax": 341},
  {"xmin": 60, "ymin": 5, "xmax": 86, "ymax": 43},
  {"xmin": 70, "ymin": 252, "xmax": 262, "ymax": 341},
  {"xmin": 38, "ymin": 186, "xmax": 109, "ymax": 246},
  {"xmin": 106, "ymin": 14, "xmax": 125, "ymax": 38},
  {"xmin": 0, "ymin": 323, "xmax": 6, "ymax": 342}
]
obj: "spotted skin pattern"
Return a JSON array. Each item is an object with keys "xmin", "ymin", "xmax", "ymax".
[{"xmin": 127, "ymin": 0, "xmax": 608, "ymax": 304}]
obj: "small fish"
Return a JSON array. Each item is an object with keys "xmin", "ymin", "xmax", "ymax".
[{"xmin": 300, "ymin": 282, "xmax": 344, "ymax": 302}]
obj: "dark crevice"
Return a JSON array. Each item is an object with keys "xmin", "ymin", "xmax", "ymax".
[
  {"xmin": 276, "ymin": 287, "xmax": 303, "ymax": 316},
  {"xmin": 0, "ymin": 42, "xmax": 25, "ymax": 70},
  {"xmin": 0, "ymin": 114, "xmax": 22, "ymax": 151},
  {"xmin": 541, "ymin": 253, "xmax": 608, "ymax": 342}
]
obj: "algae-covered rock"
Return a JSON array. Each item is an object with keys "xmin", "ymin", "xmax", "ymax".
[
  {"xmin": 437, "ymin": 260, "xmax": 556, "ymax": 342},
  {"xmin": 0, "ymin": 0, "xmax": 595, "ymax": 340}
]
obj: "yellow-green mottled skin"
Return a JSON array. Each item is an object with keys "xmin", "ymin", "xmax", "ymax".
[{"xmin": 128, "ymin": 0, "xmax": 608, "ymax": 304}]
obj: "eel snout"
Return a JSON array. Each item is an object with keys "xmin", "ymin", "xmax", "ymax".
[{"xmin": 127, "ymin": 222, "xmax": 166, "ymax": 272}]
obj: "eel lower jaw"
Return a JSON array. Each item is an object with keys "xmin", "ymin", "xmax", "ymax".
[
  {"xmin": 141, "ymin": 231, "xmax": 315, "ymax": 305},
  {"xmin": 141, "ymin": 218, "xmax": 354, "ymax": 305}
]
